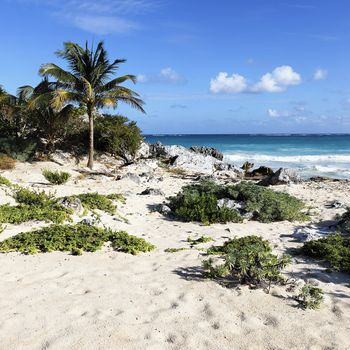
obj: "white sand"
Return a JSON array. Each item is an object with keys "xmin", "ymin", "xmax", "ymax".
[{"xmin": 0, "ymin": 161, "xmax": 350, "ymax": 350}]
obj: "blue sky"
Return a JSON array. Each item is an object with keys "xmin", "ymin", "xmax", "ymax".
[{"xmin": 1, "ymin": 0, "xmax": 350, "ymax": 133}]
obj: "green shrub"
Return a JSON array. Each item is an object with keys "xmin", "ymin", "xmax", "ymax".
[
  {"xmin": 42, "ymin": 169, "xmax": 71, "ymax": 185},
  {"xmin": 64, "ymin": 192, "xmax": 123, "ymax": 215},
  {"xmin": 0, "ymin": 175, "xmax": 12, "ymax": 187},
  {"xmin": 203, "ymin": 235, "xmax": 291, "ymax": 290},
  {"xmin": 0, "ymin": 224, "xmax": 155, "ymax": 255},
  {"xmin": 297, "ymin": 283, "xmax": 324, "ymax": 309},
  {"xmin": 14, "ymin": 187, "xmax": 55, "ymax": 207},
  {"xmin": 94, "ymin": 114, "xmax": 142, "ymax": 162},
  {"xmin": 337, "ymin": 208, "xmax": 350, "ymax": 234},
  {"xmin": 0, "ymin": 137, "xmax": 38, "ymax": 161},
  {"xmin": 0, "ymin": 155, "xmax": 16, "ymax": 170},
  {"xmin": 187, "ymin": 236, "xmax": 214, "ymax": 245},
  {"xmin": 0, "ymin": 204, "xmax": 72, "ymax": 224},
  {"xmin": 108, "ymin": 231, "xmax": 155, "ymax": 255},
  {"xmin": 301, "ymin": 234, "xmax": 350, "ymax": 273},
  {"xmin": 167, "ymin": 181, "xmax": 307, "ymax": 224}
]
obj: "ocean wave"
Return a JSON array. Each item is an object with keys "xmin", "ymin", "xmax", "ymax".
[{"xmin": 224, "ymin": 153, "xmax": 350, "ymax": 164}]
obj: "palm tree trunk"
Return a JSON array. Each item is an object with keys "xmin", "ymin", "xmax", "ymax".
[{"xmin": 87, "ymin": 106, "xmax": 94, "ymax": 169}]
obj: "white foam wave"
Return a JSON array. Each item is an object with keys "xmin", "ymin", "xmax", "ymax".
[{"xmin": 224, "ymin": 153, "xmax": 350, "ymax": 164}]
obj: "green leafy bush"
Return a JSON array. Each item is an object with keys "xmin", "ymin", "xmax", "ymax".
[
  {"xmin": 168, "ymin": 181, "xmax": 307, "ymax": 224},
  {"xmin": 203, "ymin": 235, "xmax": 291, "ymax": 290},
  {"xmin": 64, "ymin": 192, "xmax": 124, "ymax": 215},
  {"xmin": 301, "ymin": 234, "xmax": 350, "ymax": 272},
  {"xmin": 187, "ymin": 236, "xmax": 214, "ymax": 245},
  {"xmin": 42, "ymin": 169, "xmax": 71, "ymax": 185},
  {"xmin": 297, "ymin": 283, "xmax": 324, "ymax": 309},
  {"xmin": 0, "ymin": 204, "xmax": 72, "ymax": 224},
  {"xmin": 0, "ymin": 155, "xmax": 16, "ymax": 170},
  {"xmin": 94, "ymin": 114, "xmax": 142, "ymax": 162},
  {"xmin": 337, "ymin": 208, "xmax": 350, "ymax": 234},
  {"xmin": 0, "ymin": 175, "xmax": 12, "ymax": 187},
  {"xmin": 14, "ymin": 187, "xmax": 55, "ymax": 206},
  {"xmin": 0, "ymin": 224, "xmax": 155, "ymax": 255}
]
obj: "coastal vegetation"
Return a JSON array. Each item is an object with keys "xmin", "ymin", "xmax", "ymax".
[
  {"xmin": 301, "ymin": 234, "xmax": 350, "ymax": 273},
  {"xmin": 297, "ymin": 283, "xmax": 324, "ymax": 310},
  {"xmin": 203, "ymin": 235, "xmax": 291, "ymax": 291},
  {"xmin": 0, "ymin": 42, "xmax": 144, "ymax": 166},
  {"xmin": 0, "ymin": 155, "xmax": 16, "ymax": 170},
  {"xmin": 42, "ymin": 169, "xmax": 71, "ymax": 185},
  {"xmin": 168, "ymin": 181, "xmax": 308, "ymax": 224},
  {"xmin": 0, "ymin": 224, "xmax": 155, "ymax": 255},
  {"xmin": 0, "ymin": 186, "xmax": 125, "ymax": 224}
]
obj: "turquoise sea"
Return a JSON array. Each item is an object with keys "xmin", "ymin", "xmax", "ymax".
[{"xmin": 144, "ymin": 134, "xmax": 350, "ymax": 179}]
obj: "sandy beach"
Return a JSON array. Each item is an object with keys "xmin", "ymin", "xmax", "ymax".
[{"xmin": 0, "ymin": 160, "xmax": 349, "ymax": 350}]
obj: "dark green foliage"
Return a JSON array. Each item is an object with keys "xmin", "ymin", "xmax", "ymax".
[
  {"xmin": 42, "ymin": 169, "xmax": 71, "ymax": 185},
  {"xmin": 0, "ymin": 137, "xmax": 38, "ymax": 161},
  {"xmin": 0, "ymin": 175, "xmax": 12, "ymax": 187},
  {"xmin": 226, "ymin": 182, "xmax": 308, "ymax": 223},
  {"xmin": 203, "ymin": 235, "xmax": 291, "ymax": 290},
  {"xmin": 14, "ymin": 187, "xmax": 55, "ymax": 207},
  {"xmin": 337, "ymin": 208, "xmax": 350, "ymax": 234},
  {"xmin": 0, "ymin": 224, "xmax": 155, "ymax": 255},
  {"xmin": 0, "ymin": 204, "xmax": 71, "ymax": 224},
  {"xmin": 168, "ymin": 182, "xmax": 242, "ymax": 224},
  {"xmin": 297, "ymin": 284, "xmax": 324, "ymax": 309},
  {"xmin": 187, "ymin": 236, "xmax": 214, "ymax": 245},
  {"xmin": 301, "ymin": 234, "xmax": 350, "ymax": 272},
  {"xmin": 95, "ymin": 115, "xmax": 143, "ymax": 162},
  {"xmin": 108, "ymin": 231, "xmax": 155, "ymax": 255},
  {"xmin": 67, "ymin": 192, "xmax": 123, "ymax": 215},
  {"xmin": 168, "ymin": 181, "xmax": 307, "ymax": 224}
]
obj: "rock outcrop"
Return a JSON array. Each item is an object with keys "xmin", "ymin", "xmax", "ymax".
[
  {"xmin": 190, "ymin": 146, "xmax": 223, "ymax": 161},
  {"xmin": 259, "ymin": 167, "xmax": 301, "ymax": 186}
]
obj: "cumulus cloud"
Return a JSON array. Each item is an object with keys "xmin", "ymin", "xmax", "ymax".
[
  {"xmin": 137, "ymin": 67, "xmax": 186, "ymax": 84},
  {"xmin": 210, "ymin": 66, "xmax": 301, "ymax": 94},
  {"xmin": 209, "ymin": 72, "xmax": 247, "ymax": 93},
  {"xmin": 267, "ymin": 109, "xmax": 290, "ymax": 118},
  {"xmin": 313, "ymin": 68, "xmax": 327, "ymax": 80},
  {"xmin": 251, "ymin": 66, "xmax": 301, "ymax": 92}
]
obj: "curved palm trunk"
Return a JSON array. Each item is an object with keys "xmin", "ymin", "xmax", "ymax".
[{"xmin": 87, "ymin": 106, "xmax": 94, "ymax": 169}]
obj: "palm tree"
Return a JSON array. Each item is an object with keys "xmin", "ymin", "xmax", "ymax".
[
  {"xmin": 18, "ymin": 79, "xmax": 75, "ymax": 151},
  {"xmin": 34, "ymin": 41, "xmax": 145, "ymax": 169}
]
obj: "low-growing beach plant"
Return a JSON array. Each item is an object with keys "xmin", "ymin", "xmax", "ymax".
[
  {"xmin": 14, "ymin": 187, "xmax": 55, "ymax": 206},
  {"xmin": 187, "ymin": 235, "xmax": 214, "ymax": 245},
  {"xmin": 0, "ymin": 175, "xmax": 12, "ymax": 187},
  {"xmin": 63, "ymin": 192, "xmax": 125, "ymax": 215},
  {"xmin": 203, "ymin": 235, "xmax": 291, "ymax": 291},
  {"xmin": 297, "ymin": 283, "xmax": 324, "ymax": 309},
  {"xmin": 0, "ymin": 204, "xmax": 72, "ymax": 224},
  {"xmin": 0, "ymin": 224, "xmax": 155, "ymax": 255},
  {"xmin": 301, "ymin": 234, "xmax": 350, "ymax": 273},
  {"xmin": 167, "ymin": 181, "xmax": 308, "ymax": 224},
  {"xmin": 337, "ymin": 208, "xmax": 350, "ymax": 234},
  {"xmin": 0, "ymin": 155, "xmax": 16, "ymax": 170},
  {"xmin": 42, "ymin": 169, "xmax": 71, "ymax": 185}
]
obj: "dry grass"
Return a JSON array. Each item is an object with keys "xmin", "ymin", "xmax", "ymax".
[{"xmin": 0, "ymin": 155, "xmax": 16, "ymax": 170}]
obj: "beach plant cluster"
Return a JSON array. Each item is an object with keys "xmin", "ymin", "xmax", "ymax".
[
  {"xmin": 0, "ymin": 155, "xmax": 16, "ymax": 170},
  {"xmin": 203, "ymin": 235, "xmax": 291, "ymax": 291},
  {"xmin": 297, "ymin": 283, "xmax": 324, "ymax": 309},
  {"xmin": 301, "ymin": 234, "xmax": 350, "ymax": 273},
  {"xmin": 337, "ymin": 208, "xmax": 350, "ymax": 234},
  {"xmin": 168, "ymin": 181, "xmax": 308, "ymax": 224},
  {"xmin": 0, "ymin": 186, "xmax": 125, "ymax": 224},
  {"xmin": 0, "ymin": 175, "xmax": 12, "ymax": 187},
  {"xmin": 42, "ymin": 169, "xmax": 71, "ymax": 185},
  {"xmin": 0, "ymin": 224, "xmax": 155, "ymax": 255}
]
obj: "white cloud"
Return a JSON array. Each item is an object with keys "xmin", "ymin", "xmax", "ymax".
[
  {"xmin": 210, "ymin": 66, "xmax": 302, "ymax": 94},
  {"xmin": 313, "ymin": 68, "xmax": 327, "ymax": 80},
  {"xmin": 251, "ymin": 66, "xmax": 301, "ymax": 93},
  {"xmin": 210, "ymin": 72, "xmax": 247, "ymax": 94},
  {"xmin": 71, "ymin": 14, "xmax": 137, "ymax": 34},
  {"xmin": 267, "ymin": 109, "xmax": 290, "ymax": 118},
  {"xmin": 138, "ymin": 67, "xmax": 186, "ymax": 84}
]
